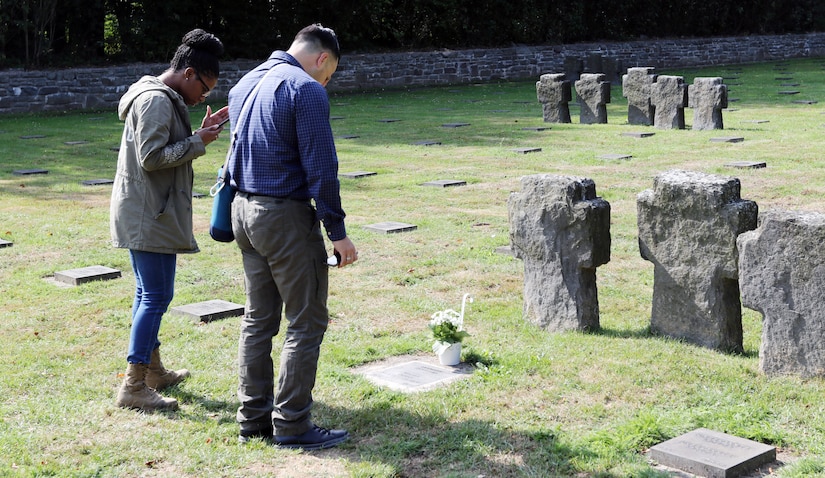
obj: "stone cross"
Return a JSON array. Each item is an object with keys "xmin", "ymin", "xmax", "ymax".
[
  {"xmin": 622, "ymin": 67, "xmax": 657, "ymax": 125},
  {"xmin": 688, "ymin": 77, "xmax": 728, "ymax": 130},
  {"xmin": 508, "ymin": 175, "xmax": 611, "ymax": 331},
  {"xmin": 738, "ymin": 210, "xmax": 825, "ymax": 377},
  {"xmin": 564, "ymin": 56, "xmax": 583, "ymax": 81},
  {"xmin": 637, "ymin": 170, "xmax": 758, "ymax": 353},
  {"xmin": 575, "ymin": 73, "xmax": 611, "ymax": 124},
  {"xmin": 536, "ymin": 73, "xmax": 572, "ymax": 123},
  {"xmin": 650, "ymin": 75, "xmax": 688, "ymax": 129}
]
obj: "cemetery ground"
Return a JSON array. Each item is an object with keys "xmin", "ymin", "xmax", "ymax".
[{"xmin": 2, "ymin": 58, "xmax": 825, "ymax": 477}]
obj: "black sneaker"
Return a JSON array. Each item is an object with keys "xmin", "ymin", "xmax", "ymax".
[
  {"xmin": 239, "ymin": 427, "xmax": 274, "ymax": 444},
  {"xmin": 274, "ymin": 425, "xmax": 349, "ymax": 450}
]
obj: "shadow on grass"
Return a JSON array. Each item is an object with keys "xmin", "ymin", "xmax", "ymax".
[{"xmin": 314, "ymin": 401, "xmax": 599, "ymax": 477}]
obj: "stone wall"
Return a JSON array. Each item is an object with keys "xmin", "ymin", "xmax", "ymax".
[{"xmin": 2, "ymin": 32, "xmax": 825, "ymax": 115}]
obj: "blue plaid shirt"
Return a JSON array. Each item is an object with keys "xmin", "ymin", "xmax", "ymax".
[{"xmin": 226, "ymin": 51, "xmax": 346, "ymax": 241}]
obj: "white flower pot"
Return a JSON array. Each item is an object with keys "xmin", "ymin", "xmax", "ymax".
[{"xmin": 436, "ymin": 342, "xmax": 461, "ymax": 366}]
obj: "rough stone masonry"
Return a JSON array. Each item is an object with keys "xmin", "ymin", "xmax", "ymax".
[
  {"xmin": 637, "ymin": 170, "xmax": 757, "ymax": 353},
  {"xmin": 508, "ymin": 175, "xmax": 611, "ymax": 331},
  {"xmin": 738, "ymin": 210, "xmax": 825, "ymax": 377}
]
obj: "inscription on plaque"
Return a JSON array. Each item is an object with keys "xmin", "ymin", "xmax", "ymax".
[
  {"xmin": 358, "ymin": 360, "xmax": 472, "ymax": 393},
  {"xmin": 650, "ymin": 428, "xmax": 776, "ymax": 478}
]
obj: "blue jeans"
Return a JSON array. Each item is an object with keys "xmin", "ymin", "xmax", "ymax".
[{"xmin": 128, "ymin": 250, "xmax": 176, "ymax": 364}]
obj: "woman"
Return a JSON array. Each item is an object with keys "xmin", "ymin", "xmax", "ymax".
[{"xmin": 110, "ymin": 29, "xmax": 228, "ymax": 411}]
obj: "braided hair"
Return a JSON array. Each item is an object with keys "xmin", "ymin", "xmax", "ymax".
[{"xmin": 169, "ymin": 29, "xmax": 224, "ymax": 79}]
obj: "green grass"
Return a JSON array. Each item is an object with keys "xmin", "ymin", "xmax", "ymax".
[{"xmin": 3, "ymin": 58, "xmax": 825, "ymax": 477}]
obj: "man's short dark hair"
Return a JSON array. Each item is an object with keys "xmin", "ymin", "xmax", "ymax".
[{"xmin": 295, "ymin": 24, "xmax": 341, "ymax": 60}]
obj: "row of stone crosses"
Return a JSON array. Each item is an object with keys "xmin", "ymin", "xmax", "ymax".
[
  {"xmin": 537, "ymin": 67, "xmax": 727, "ymax": 130},
  {"xmin": 507, "ymin": 170, "xmax": 825, "ymax": 379}
]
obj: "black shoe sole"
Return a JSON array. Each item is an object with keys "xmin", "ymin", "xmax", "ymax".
[{"xmin": 274, "ymin": 433, "xmax": 349, "ymax": 451}]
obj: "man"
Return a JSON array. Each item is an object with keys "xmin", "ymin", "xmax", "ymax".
[{"xmin": 226, "ymin": 24, "xmax": 357, "ymax": 450}]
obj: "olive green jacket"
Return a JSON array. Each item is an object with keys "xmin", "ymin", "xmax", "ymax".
[{"xmin": 110, "ymin": 76, "xmax": 205, "ymax": 254}]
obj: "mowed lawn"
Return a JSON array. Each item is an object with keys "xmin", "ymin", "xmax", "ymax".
[{"xmin": 1, "ymin": 58, "xmax": 825, "ymax": 477}]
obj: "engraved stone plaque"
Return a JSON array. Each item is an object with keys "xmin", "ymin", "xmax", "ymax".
[
  {"xmin": 422, "ymin": 179, "xmax": 466, "ymax": 188},
  {"xmin": 171, "ymin": 299, "xmax": 244, "ymax": 323},
  {"xmin": 336, "ymin": 134, "xmax": 360, "ymax": 140},
  {"xmin": 54, "ymin": 265, "xmax": 121, "ymax": 286},
  {"xmin": 726, "ymin": 161, "xmax": 766, "ymax": 169},
  {"xmin": 621, "ymin": 132, "xmax": 655, "ymax": 138},
  {"xmin": 598, "ymin": 153, "xmax": 632, "ymax": 160},
  {"xmin": 522, "ymin": 127, "xmax": 550, "ymax": 131},
  {"xmin": 412, "ymin": 140, "xmax": 442, "ymax": 146},
  {"xmin": 512, "ymin": 147, "xmax": 542, "ymax": 154},
  {"xmin": 82, "ymin": 179, "xmax": 114, "ymax": 186},
  {"xmin": 442, "ymin": 123, "xmax": 471, "ymax": 128},
  {"xmin": 377, "ymin": 118, "xmax": 401, "ymax": 123},
  {"xmin": 650, "ymin": 428, "xmax": 776, "ymax": 478},
  {"xmin": 340, "ymin": 171, "xmax": 377, "ymax": 179},
  {"xmin": 0, "ymin": 239, "xmax": 12, "ymax": 248},
  {"xmin": 64, "ymin": 141, "xmax": 88, "ymax": 145},
  {"xmin": 710, "ymin": 137, "xmax": 745, "ymax": 143},
  {"xmin": 359, "ymin": 360, "xmax": 472, "ymax": 393},
  {"xmin": 363, "ymin": 222, "xmax": 417, "ymax": 234},
  {"xmin": 13, "ymin": 169, "xmax": 49, "ymax": 175},
  {"xmin": 20, "ymin": 135, "xmax": 46, "ymax": 139}
]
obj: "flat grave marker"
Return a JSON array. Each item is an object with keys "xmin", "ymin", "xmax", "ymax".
[
  {"xmin": 171, "ymin": 299, "xmax": 245, "ymax": 323},
  {"xmin": 0, "ymin": 239, "xmax": 12, "ymax": 248},
  {"xmin": 778, "ymin": 90, "xmax": 800, "ymax": 95},
  {"xmin": 422, "ymin": 179, "xmax": 466, "ymax": 188},
  {"xmin": 354, "ymin": 359, "xmax": 473, "ymax": 393},
  {"xmin": 20, "ymin": 135, "xmax": 46, "ymax": 139},
  {"xmin": 512, "ymin": 147, "xmax": 542, "ymax": 154},
  {"xmin": 64, "ymin": 141, "xmax": 88, "ymax": 145},
  {"xmin": 363, "ymin": 221, "xmax": 417, "ymax": 234},
  {"xmin": 649, "ymin": 428, "xmax": 776, "ymax": 478},
  {"xmin": 522, "ymin": 127, "xmax": 550, "ymax": 131},
  {"xmin": 329, "ymin": 116, "xmax": 345, "ymax": 120},
  {"xmin": 13, "ymin": 168, "xmax": 49, "ymax": 176},
  {"xmin": 621, "ymin": 132, "xmax": 655, "ymax": 138},
  {"xmin": 412, "ymin": 140, "xmax": 442, "ymax": 146},
  {"xmin": 377, "ymin": 118, "xmax": 401, "ymax": 123},
  {"xmin": 710, "ymin": 137, "xmax": 745, "ymax": 143},
  {"xmin": 780, "ymin": 83, "xmax": 800, "ymax": 87},
  {"xmin": 495, "ymin": 245, "xmax": 515, "ymax": 256},
  {"xmin": 792, "ymin": 100, "xmax": 817, "ymax": 104},
  {"xmin": 726, "ymin": 161, "xmax": 767, "ymax": 169},
  {"xmin": 54, "ymin": 265, "xmax": 121, "ymax": 286},
  {"xmin": 336, "ymin": 134, "xmax": 360, "ymax": 140},
  {"xmin": 598, "ymin": 153, "xmax": 633, "ymax": 160},
  {"xmin": 82, "ymin": 179, "xmax": 114, "ymax": 186},
  {"xmin": 442, "ymin": 123, "xmax": 471, "ymax": 128},
  {"xmin": 775, "ymin": 77, "xmax": 794, "ymax": 81},
  {"xmin": 340, "ymin": 171, "xmax": 377, "ymax": 179}
]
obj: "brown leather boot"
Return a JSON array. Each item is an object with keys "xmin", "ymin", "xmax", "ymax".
[
  {"xmin": 145, "ymin": 347, "xmax": 190, "ymax": 391},
  {"xmin": 115, "ymin": 363, "xmax": 178, "ymax": 411}
]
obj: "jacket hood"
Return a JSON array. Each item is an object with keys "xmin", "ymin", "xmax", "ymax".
[{"xmin": 118, "ymin": 76, "xmax": 181, "ymax": 120}]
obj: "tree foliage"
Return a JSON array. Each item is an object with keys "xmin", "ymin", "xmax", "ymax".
[{"xmin": 2, "ymin": 0, "xmax": 824, "ymax": 68}]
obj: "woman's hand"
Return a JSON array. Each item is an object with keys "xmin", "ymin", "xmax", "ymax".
[{"xmin": 196, "ymin": 105, "xmax": 230, "ymax": 146}]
